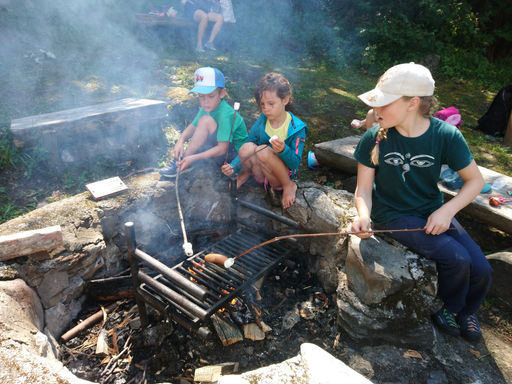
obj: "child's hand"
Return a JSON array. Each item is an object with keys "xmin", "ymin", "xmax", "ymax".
[
  {"xmin": 177, "ymin": 156, "xmax": 194, "ymax": 171},
  {"xmin": 351, "ymin": 217, "xmax": 373, "ymax": 238},
  {"xmin": 173, "ymin": 142, "xmax": 185, "ymax": 160},
  {"xmin": 221, "ymin": 163, "xmax": 234, "ymax": 176},
  {"xmin": 351, "ymin": 119, "xmax": 363, "ymax": 129},
  {"xmin": 269, "ymin": 137, "xmax": 285, "ymax": 153}
]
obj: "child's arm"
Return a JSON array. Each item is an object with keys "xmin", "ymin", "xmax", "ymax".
[
  {"xmin": 351, "ymin": 163, "xmax": 375, "ymax": 238},
  {"xmin": 274, "ymin": 128, "xmax": 306, "ymax": 171},
  {"xmin": 426, "ymin": 160, "xmax": 484, "ymax": 235},
  {"xmin": 179, "ymin": 141, "xmax": 229, "ymax": 170},
  {"xmin": 173, "ymin": 123, "xmax": 196, "ymax": 159}
]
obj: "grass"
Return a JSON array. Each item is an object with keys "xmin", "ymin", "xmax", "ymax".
[{"xmin": 1, "ymin": 2, "xmax": 511, "ymax": 226}]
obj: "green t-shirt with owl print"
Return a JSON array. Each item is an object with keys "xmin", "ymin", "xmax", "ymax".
[{"xmin": 353, "ymin": 117, "xmax": 473, "ymax": 224}]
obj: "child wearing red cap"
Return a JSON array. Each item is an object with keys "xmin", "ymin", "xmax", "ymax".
[{"xmin": 351, "ymin": 63, "xmax": 492, "ymax": 341}]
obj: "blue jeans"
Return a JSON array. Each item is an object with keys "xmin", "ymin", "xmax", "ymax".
[{"xmin": 374, "ymin": 216, "xmax": 492, "ymax": 315}]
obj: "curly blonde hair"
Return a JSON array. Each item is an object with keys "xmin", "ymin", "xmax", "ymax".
[{"xmin": 370, "ymin": 95, "xmax": 437, "ymax": 165}]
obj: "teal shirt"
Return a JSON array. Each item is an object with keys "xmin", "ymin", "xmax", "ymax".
[
  {"xmin": 192, "ymin": 99, "xmax": 248, "ymax": 152},
  {"xmin": 353, "ymin": 117, "xmax": 473, "ymax": 224}
]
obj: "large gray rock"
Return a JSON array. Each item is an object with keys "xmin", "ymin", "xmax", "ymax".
[
  {"xmin": 286, "ymin": 182, "xmax": 358, "ymax": 293},
  {"xmin": 338, "ymin": 235, "xmax": 441, "ymax": 349},
  {"xmin": 486, "ymin": 249, "xmax": 512, "ymax": 310}
]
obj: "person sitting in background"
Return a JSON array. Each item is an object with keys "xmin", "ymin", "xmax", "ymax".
[{"xmin": 182, "ymin": 0, "xmax": 224, "ymax": 52}]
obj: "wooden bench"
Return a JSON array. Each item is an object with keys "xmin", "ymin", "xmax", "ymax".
[
  {"xmin": 314, "ymin": 135, "xmax": 512, "ymax": 235},
  {"xmin": 135, "ymin": 13, "xmax": 196, "ymax": 28},
  {"xmin": 10, "ymin": 98, "xmax": 167, "ymax": 168}
]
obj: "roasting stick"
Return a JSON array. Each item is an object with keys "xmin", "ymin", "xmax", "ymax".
[
  {"xmin": 205, "ymin": 227, "xmax": 464, "ymax": 268},
  {"xmin": 224, "ymin": 102, "xmax": 240, "ymax": 164},
  {"xmin": 176, "ymin": 155, "xmax": 193, "ymax": 256}
]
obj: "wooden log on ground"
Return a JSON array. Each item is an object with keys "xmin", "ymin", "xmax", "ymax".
[
  {"xmin": 211, "ymin": 313, "xmax": 243, "ymax": 346},
  {"xmin": 242, "ymin": 323, "xmax": 265, "ymax": 341},
  {"xmin": 10, "ymin": 98, "xmax": 167, "ymax": 150},
  {"xmin": 61, "ymin": 302, "xmax": 118, "ymax": 343},
  {"xmin": 194, "ymin": 362, "xmax": 239, "ymax": 382},
  {"xmin": 0, "ymin": 225, "xmax": 63, "ymax": 261},
  {"xmin": 88, "ymin": 276, "xmax": 134, "ymax": 301}
]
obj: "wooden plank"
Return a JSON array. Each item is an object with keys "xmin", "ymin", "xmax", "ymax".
[
  {"xmin": 0, "ymin": 225, "xmax": 63, "ymax": 261},
  {"xmin": 86, "ymin": 176, "xmax": 128, "ymax": 200},
  {"xmin": 194, "ymin": 362, "xmax": 239, "ymax": 382},
  {"xmin": 314, "ymin": 135, "xmax": 512, "ymax": 235},
  {"xmin": 504, "ymin": 110, "xmax": 512, "ymax": 146},
  {"xmin": 10, "ymin": 98, "xmax": 167, "ymax": 149}
]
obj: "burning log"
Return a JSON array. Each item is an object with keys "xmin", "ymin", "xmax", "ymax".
[{"xmin": 211, "ymin": 313, "xmax": 243, "ymax": 346}]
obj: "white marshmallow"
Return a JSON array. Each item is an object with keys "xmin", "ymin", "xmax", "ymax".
[
  {"xmin": 352, "ymin": 120, "xmax": 361, "ymax": 128},
  {"xmin": 234, "ymin": 102, "xmax": 240, "ymax": 111}
]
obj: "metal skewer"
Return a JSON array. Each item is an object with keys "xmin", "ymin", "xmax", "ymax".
[{"xmin": 212, "ymin": 227, "xmax": 464, "ymax": 268}]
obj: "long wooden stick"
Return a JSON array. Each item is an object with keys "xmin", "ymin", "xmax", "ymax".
[
  {"xmin": 232, "ymin": 227, "xmax": 464, "ymax": 261},
  {"xmin": 60, "ymin": 302, "xmax": 118, "ymax": 343}
]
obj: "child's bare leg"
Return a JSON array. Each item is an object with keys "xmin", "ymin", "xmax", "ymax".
[
  {"xmin": 234, "ymin": 143, "xmax": 258, "ymax": 189},
  {"xmin": 256, "ymin": 147, "xmax": 297, "ymax": 209},
  {"xmin": 185, "ymin": 115, "xmax": 217, "ymax": 156}
]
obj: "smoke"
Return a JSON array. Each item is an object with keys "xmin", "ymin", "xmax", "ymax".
[{"xmin": 0, "ymin": 0, "xmax": 160, "ymax": 118}]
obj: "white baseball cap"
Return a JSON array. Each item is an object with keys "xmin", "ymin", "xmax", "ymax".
[
  {"xmin": 358, "ymin": 62, "xmax": 435, "ymax": 107},
  {"xmin": 188, "ymin": 67, "xmax": 225, "ymax": 94}
]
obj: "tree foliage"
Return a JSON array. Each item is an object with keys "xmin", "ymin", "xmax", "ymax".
[{"xmin": 283, "ymin": 0, "xmax": 512, "ymax": 87}]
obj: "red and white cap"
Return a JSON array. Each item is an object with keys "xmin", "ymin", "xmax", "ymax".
[
  {"xmin": 188, "ymin": 67, "xmax": 226, "ymax": 95},
  {"xmin": 358, "ymin": 62, "xmax": 435, "ymax": 107}
]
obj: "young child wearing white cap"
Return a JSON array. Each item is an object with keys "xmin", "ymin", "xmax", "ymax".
[
  {"xmin": 159, "ymin": 67, "xmax": 247, "ymax": 177},
  {"xmin": 350, "ymin": 62, "xmax": 492, "ymax": 341}
]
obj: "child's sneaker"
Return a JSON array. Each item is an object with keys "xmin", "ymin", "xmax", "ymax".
[
  {"xmin": 432, "ymin": 308, "xmax": 460, "ymax": 337},
  {"xmin": 159, "ymin": 160, "xmax": 193, "ymax": 178},
  {"xmin": 457, "ymin": 314, "xmax": 482, "ymax": 341},
  {"xmin": 204, "ymin": 42, "xmax": 216, "ymax": 51},
  {"xmin": 195, "ymin": 44, "xmax": 205, "ymax": 52}
]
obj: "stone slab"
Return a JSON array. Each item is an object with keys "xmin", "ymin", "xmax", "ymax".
[
  {"xmin": 314, "ymin": 135, "xmax": 512, "ymax": 235},
  {"xmin": 0, "ymin": 225, "xmax": 63, "ymax": 261},
  {"xmin": 314, "ymin": 134, "xmax": 362, "ymax": 175}
]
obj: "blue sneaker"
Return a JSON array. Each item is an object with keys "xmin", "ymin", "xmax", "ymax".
[
  {"xmin": 432, "ymin": 308, "xmax": 460, "ymax": 337},
  {"xmin": 159, "ymin": 160, "xmax": 193, "ymax": 178},
  {"xmin": 457, "ymin": 314, "xmax": 482, "ymax": 341}
]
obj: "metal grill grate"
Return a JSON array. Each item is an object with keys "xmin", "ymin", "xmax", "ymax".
[{"xmin": 128, "ymin": 227, "xmax": 291, "ymax": 339}]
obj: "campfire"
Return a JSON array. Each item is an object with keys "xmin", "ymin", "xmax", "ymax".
[{"xmin": 57, "ymin": 177, "xmax": 332, "ymax": 383}]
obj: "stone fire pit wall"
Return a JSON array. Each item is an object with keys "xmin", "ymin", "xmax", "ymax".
[{"xmin": 0, "ymin": 167, "xmax": 441, "ymax": 371}]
